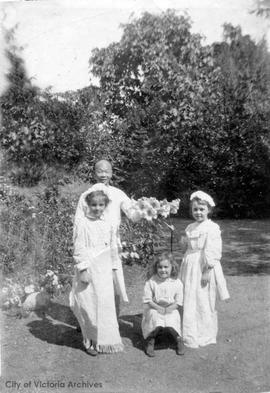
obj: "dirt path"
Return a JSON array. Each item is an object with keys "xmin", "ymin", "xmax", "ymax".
[{"xmin": 1, "ymin": 265, "xmax": 270, "ymax": 393}]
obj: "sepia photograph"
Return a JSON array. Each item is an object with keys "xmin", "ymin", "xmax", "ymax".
[{"xmin": 0, "ymin": 1, "xmax": 270, "ymax": 392}]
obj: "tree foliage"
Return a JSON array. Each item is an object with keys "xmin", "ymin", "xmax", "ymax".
[
  {"xmin": 211, "ymin": 24, "xmax": 270, "ymax": 216},
  {"xmin": 90, "ymin": 11, "xmax": 222, "ymax": 198},
  {"xmin": 1, "ymin": 12, "xmax": 270, "ymax": 217},
  {"xmin": 250, "ymin": 0, "xmax": 270, "ymax": 18},
  {"xmin": 0, "ymin": 29, "xmax": 86, "ymax": 185}
]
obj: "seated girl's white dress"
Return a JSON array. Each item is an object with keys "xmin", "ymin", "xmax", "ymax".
[
  {"xmin": 69, "ymin": 215, "xmax": 126, "ymax": 353},
  {"xmin": 141, "ymin": 275, "xmax": 183, "ymax": 339},
  {"xmin": 179, "ymin": 219, "xmax": 230, "ymax": 348}
]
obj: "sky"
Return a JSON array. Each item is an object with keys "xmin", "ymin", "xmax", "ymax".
[{"xmin": 0, "ymin": 0, "xmax": 269, "ymax": 93}]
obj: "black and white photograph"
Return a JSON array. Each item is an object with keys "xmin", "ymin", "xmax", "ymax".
[{"xmin": 0, "ymin": 1, "xmax": 270, "ymax": 392}]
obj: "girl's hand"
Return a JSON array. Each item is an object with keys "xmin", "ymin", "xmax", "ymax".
[
  {"xmin": 157, "ymin": 306, "xmax": 166, "ymax": 315},
  {"xmin": 80, "ymin": 269, "xmax": 91, "ymax": 284},
  {"xmin": 165, "ymin": 303, "xmax": 178, "ymax": 313},
  {"xmin": 201, "ymin": 270, "xmax": 211, "ymax": 287},
  {"xmin": 180, "ymin": 236, "xmax": 188, "ymax": 252}
]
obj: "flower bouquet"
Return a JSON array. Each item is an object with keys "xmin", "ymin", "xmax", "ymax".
[
  {"xmin": 128, "ymin": 197, "xmax": 180, "ymax": 224},
  {"xmin": 120, "ymin": 197, "xmax": 180, "ymax": 266}
]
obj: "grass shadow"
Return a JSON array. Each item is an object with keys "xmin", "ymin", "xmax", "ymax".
[
  {"xmin": 119, "ymin": 313, "xmax": 144, "ymax": 351},
  {"xmin": 26, "ymin": 317, "xmax": 83, "ymax": 350},
  {"xmin": 119, "ymin": 313, "xmax": 177, "ymax": 352},
  {"xmin": 39, "ymin": 301, "xmax": 79, "ymax": 327},
  {"xmin": 26, "ymin": 300, "xmax": 83, "ymax": 350}
]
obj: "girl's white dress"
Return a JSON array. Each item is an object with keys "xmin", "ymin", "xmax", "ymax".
[
  {"xmin": 179, "ymin": 219, "xmax": 230, "ymax": 348},
  {"xmin": 141, "ymin": 275, "xmax": 183, "ymax": 339},
  {"xmin": 69, "ymin": 215, "xmax": 126, "ymax": 353}
]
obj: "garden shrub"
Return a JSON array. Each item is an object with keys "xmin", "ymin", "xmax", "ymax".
[{"xmin": 0, "ymin": 183, "xmax": 76, "ymax": 288}]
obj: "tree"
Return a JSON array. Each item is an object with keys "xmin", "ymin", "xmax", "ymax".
[
  {"xmin": 89, "ymin": 11, "xmax": 270, "ymax": 217},
  {"xmin": 89, "ymin": 10, "xmax": 223, "ymax": 199},
  {"xmin": 212, "ymin": 24, "xmax": 270, "ymax": 217},
  {"xmin": 250, "ymin": 0, "xmax": 270, "ymax": 18},
  {"xmin": 0, "ymin": 28, "xmax": 86, "ymax": 185}
]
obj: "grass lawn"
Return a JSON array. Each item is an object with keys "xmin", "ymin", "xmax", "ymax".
[{"xmin": 171, "ymin": 218, "xmax": 270, "ymax": 275}]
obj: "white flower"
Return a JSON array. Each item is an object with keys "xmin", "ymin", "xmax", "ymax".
[
  {"xmin": 148, "ymin": 197, "xmax": 160, "ymax": 211},
  {"xmin": 24, "ymin": 284, "xmax": 35, "ymax": 294},
  {"xmin": 170, "ymin": 198, "xmax": 180, "ymax": 214},
  {"xmin": 11, "ymin": 296, "xmax": 21, "ymax": 306},
  {"xmin": 158, "ymin": 200, "xmax": 171, "ymax": 218},
  {"xmin": 46, "ymin": 270, "xmax": 54, "ymax": 277}
]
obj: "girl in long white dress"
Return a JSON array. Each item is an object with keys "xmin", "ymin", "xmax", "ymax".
[
  {"xmin": 179, "ymin": 191, "xmax": 230, "ymax": 348},
  {"xmin": 69, "ymin": 184, "xmax": 127, "ymax": 356},
  {"xmin": 141, "ymin": 252, "xmax": 185, "ymax": 357}
]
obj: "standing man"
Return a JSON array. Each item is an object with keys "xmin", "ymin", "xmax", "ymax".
[
  {"xmin": 75, "ymin": 159, "xmax": 132, "ymax": 230},
  {"xmin": 74, "ymin": 159, "xmax": 133, "ymax": 315}
]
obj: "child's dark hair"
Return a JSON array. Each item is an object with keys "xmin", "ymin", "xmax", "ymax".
[
  {"xmin": 189, "ymin": 197, "xmax": 213, "ymax": 217},
  {"xmin": 151, "ymin": 252, "xmax": 179, "ymax": 278},
  {"xmin": 85, "ymin": 190, "xmax": 110, "ymax": 207}
]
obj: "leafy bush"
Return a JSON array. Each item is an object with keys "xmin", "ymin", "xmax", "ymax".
[
  {"xmin": 0, "ymin": 183, "xmax": 76, "ymax": 287},
  {"xmin": 120, "ymin": 218, "xmax": 173, "ymax": 267},
  {"xmin": 0, "ymin": 29, "xmax": 86, "ymax": 186},
  {"xmin": 76, "ymin": 111, "xmax": 128, "ymax": 185}
]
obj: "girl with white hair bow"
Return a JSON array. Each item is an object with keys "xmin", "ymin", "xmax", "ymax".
[
  {"xmin": 69, "ymin": 183, "xmax": 128, "ymax": 356},
  {"xmin": 179, "ymin": 190, "xmax": 230, "ymax": 348}
]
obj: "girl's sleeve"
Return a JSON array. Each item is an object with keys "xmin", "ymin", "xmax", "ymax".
[
  {"xmin": 120, "ymin": 191, "xmax": 141, "ymax": 223},
  {"xmin": 175, "ymin": 280, "xmax": 184, "ymax": 306},
  {"xmin": 73, "ymin": 220, "xmax": 94, "ymax": 271},
  {"xmin": 204, "ymin": 223, "xmax": 222, "ymax": 268},
  {"xmin": 120, "ymin": 194, "xmax": 133, "ymax": 219},
  {"xmin": 142, "ymin": 280, "xmax": 153, "ymax": 304},
  {"xmin": 110, "ymin": 226, "xmax": 122, "ymax": 269}
]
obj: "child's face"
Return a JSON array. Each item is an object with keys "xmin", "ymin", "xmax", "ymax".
[
  {"xmin": 157, "ymin": 259, "xmax": 172, "ymax": 280},
  {"xmin": 191, "ymin": 200, "xmax": 209, "ymax": 222},
  {"xmin": 88, "ymin": 196, "xmax": 106, "ymax": 218}
]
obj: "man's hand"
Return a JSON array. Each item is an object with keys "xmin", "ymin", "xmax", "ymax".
[{"xmin": 80, "ymin": 269, "xmax": 91, "ymax": 284}]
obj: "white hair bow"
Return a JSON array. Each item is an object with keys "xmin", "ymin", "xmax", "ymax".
[
  {"xmin": 87, "ymin": 183, "xmax": 110, "ymax": 198},
  {"xmin": 190, "ymin": 190, "xmax": 215, "ymax": 207}
]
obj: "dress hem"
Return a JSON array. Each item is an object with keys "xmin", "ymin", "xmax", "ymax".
[{"xmin": 96, "ymin": 343, "xmax": 124, "ymax": 353}]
